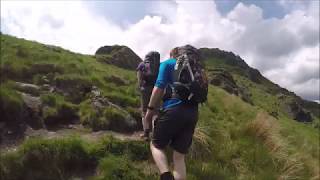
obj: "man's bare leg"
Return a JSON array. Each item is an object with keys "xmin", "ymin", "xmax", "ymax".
[
  {"xmin": 150, "ymin": 142, "xmax": 170, "ymax": 173},
  {"xmin": 173, "ymin": 150, "xmax": 186, "ymax": 180}
]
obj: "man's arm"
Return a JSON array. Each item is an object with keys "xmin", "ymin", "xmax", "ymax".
[
  {"xmin": 144, "ymin": 60, "xmax": 169, "ymax": 127},
  {"xmin": 144, "ymin": 87, "xmax": 164, "ymax": 124},
  {"xmin": 148, "ymin": 86, "xmax": 164, "ymax": 109}
]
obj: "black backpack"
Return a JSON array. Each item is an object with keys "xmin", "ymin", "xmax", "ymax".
[
  {"xmin": 170, "ymin": 45, "xmax": 208, "ymax": 104},
  {"xmin": 141, "ymin": 51, "xmax": 160, "ymax": 86}
]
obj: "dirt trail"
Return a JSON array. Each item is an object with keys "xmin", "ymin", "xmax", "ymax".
[
  {"xmin": 27, "ymin": 124, "xmax": 142, "ymax": 141},
  {"xmin": 1, "ymin": 125, "xmax": 144, "ymax": 153}
]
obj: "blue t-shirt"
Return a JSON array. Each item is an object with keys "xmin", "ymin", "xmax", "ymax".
[{"xmin": 154, "ymin": 58, "xmax": 182, "ymax": 109}]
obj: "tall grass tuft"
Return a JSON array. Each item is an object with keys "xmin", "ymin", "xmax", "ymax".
[
  {"xmin": 190, "ymin": 125, "xmax": 212, "ymax": 160},
  {"xmin": 247, "ymin": 112, "xmax": 304, "ymax": 180}
]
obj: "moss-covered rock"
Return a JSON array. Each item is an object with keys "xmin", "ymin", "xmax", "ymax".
[
  {"xmin": 54, "ymin": 74, "xmax": 92, "ymax": 103},
  {"xmin": 0, "ymin": 85, "xmax": 25, "ymax": 136},
  {"xmin": 41, "ymin": 94, "xmax": 78, "ymax": 128},
  {"xmin": 80, "ymin": 100, "xmax": 137, "ymax": 133}
]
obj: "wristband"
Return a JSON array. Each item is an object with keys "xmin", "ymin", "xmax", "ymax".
[{"xmin": 147, "ymin": 106, "xmax": 155, "ymax": 110}]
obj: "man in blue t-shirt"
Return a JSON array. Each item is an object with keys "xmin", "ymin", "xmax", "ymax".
[{"xmin": 144, "ymin": 48, "xmax": 198, "ymax": 180}]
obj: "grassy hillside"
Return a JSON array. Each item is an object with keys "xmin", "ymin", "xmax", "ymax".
[
  {"xmin": 201, "ymin": 48, "xmax": 320, "ymax": 127},
  {"xmin": 1, "ymin": 34, "xmax": 140, "ymax": 132},
  {"xmin": 0, "ymin": 34, "xmax": 319, "ymax": 180}
]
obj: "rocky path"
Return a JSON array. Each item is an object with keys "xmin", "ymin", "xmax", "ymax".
[
  {"xmin": 27, "ymin": 124, "xmax": 142, "ymax": 141},
  {"xmin": 1, "ymin": 125, "xmax": 144, "ymax": 153}
]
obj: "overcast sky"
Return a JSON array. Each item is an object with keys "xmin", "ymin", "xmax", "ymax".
[{"xmin": 1, "ymin": 0, "xmax": 319, "ymax": 102}]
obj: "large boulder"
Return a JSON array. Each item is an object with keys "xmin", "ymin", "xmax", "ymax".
[{"xmin": 95, "ymin": 45, "xmax": 142, "ymax": 70}]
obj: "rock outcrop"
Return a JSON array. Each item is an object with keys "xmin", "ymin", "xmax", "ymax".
[
  {"xmin": 200, "ymin": 48, "xmax": 249, "ymax": 69},
  {"xmin": 285, "ymin": 101, "xmax": 312, "ymax": 122},
  {"xmin": 95, "ymin": 45, "xmax": 142, "ymax": 70},
  {"xmin": 15, "ymin": 82, "xmax": 41, "ymax": 96},
  {"xmin": 0, "ymin": 88, "xmax": 43, "ymax": 146},
  {"xmin": 20, "ymin": 93, "xmax": 43, "ymax": 129},
  {"xmin": 246, "ymin": 68, "xmax": 263, "ymax": 84},
  {"xmin": 85, "ymin": 86, "xmax": 138, "ymax": 133},
  {"xmin": 208, "ymin": 68, "xmax": 252, "ymax": 104},
  {"xmin": 54, "ymin": 76, "xmax": 92, "ymax": 103},
  {"xmin": 200, "ymin": 48, "xmax": 266, "ymax": 84},
  {"xmin": 200, "ymin": 47, "xmax": 318, "ymax": 122}
]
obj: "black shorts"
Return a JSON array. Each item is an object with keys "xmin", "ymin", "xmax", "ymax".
[{"xmin": 152, "ymin": 103, "xmax": 198, "ymax": 154}]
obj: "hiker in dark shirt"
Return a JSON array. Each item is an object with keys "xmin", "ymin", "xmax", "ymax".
[{"xmin": 136, "ymin": 51, "xmax": 160, "ymax": 140}]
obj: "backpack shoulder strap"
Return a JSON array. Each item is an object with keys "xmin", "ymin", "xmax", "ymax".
[{"xmin": 173, "ymin": 55, "xmax": 195, "ymax": 83}]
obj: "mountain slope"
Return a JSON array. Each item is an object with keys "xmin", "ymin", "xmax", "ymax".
[
  {"xmin": 200, "ymin": 48, "xmax": 319, "ymax": 125},
  {"xmin": 0, "ymin": 34, "xmax": 319, "ymax": 180}
]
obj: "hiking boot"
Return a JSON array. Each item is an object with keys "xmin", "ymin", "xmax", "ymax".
[{"xmin": 160, "ymin": 172, "xmax": 174, "ymax": 180}]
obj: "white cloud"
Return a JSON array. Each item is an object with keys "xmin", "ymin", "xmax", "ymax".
[
  {"xmin": 265, "ymin": 45, "xmax": 319, "ymax": 100},
  {"xmin": 1, "ymin": 0, "xmax": 319, "ymax": 101},
  {"xmin": 227, "ymin": 3, "xmax": 263, "ymax": 25},
  {"xmin": 1, "ymin": 1, "xmax": 123, "ymax": 54}
]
